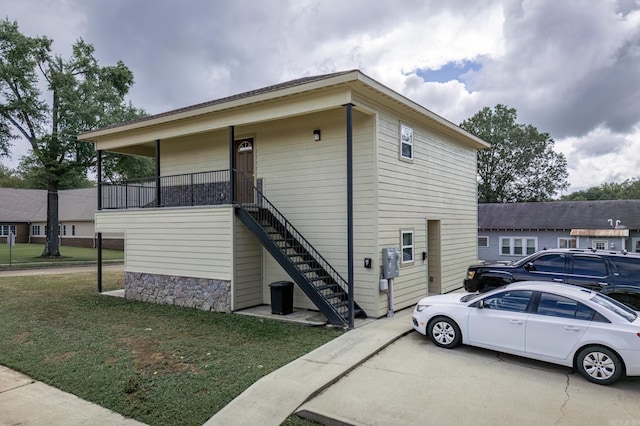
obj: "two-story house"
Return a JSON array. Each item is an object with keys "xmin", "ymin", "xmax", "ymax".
[{"xmin": 79, "ymin": 70, "xmax": 488, "ymax": 327}]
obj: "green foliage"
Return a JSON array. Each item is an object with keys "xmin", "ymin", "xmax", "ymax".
[
  {"xmin": 561, "ymin": 177, "xmax": 640, "ymax": 200},
  {"xmin": 0, "ymin": 19, "xmax": 146, "ymax": 255},
  {"xmin": 0, "ymin": 163, "xmax": 26, "ymax": 187},
  {"xmin": 461, "ymin": 104, "xmax": 569, "ymax": 203}
]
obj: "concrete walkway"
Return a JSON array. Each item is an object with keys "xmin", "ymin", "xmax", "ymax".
[
  {"xmin": 0, "ymin": 366, "xmax": 145, "ymax": 425},
  {"xmin": 204, "ymin": 309, "xmax": 413, "ymax": 425}
]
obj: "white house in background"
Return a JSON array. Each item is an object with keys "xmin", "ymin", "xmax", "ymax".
[{"xmin": 79, "ymin": 70, "xmax": 489, "ymax": 327}]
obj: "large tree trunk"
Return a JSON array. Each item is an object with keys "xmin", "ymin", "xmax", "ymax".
[{"xmin": 41, "ymin": 181, "xmax": 61, "ymax": 257}]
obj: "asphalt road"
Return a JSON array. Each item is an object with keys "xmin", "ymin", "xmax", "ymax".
[{"xmin": 297, "ymin": 331, "xmax": 640, "ymax": 425}]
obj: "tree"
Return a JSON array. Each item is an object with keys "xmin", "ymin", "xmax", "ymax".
[
  {"xmin": 0, "ymin": 19, "xmax": 145, "ymax": 256},
  {"xmin": 561, "ymin": 178, "xmax": 640, "ymax": 200},
  {"xmin": 460, "ymin": 104, "xmax": 568, "ymax": 203},
  {"xmin": 0, "ymin": 163, "xmax": 26, "ymax": 187}
]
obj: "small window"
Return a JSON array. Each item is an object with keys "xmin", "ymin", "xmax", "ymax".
[
  {"xmin": 72, "ymin": 225, "xmax": 76, "ymax": 236},
  {"xmin": 63, "ymin": 225, "xmax": 67, "ymax": 236},
  {"xmin": 32, "ymin": 225, "xmax": 41, "ymax": 236},
  {"xmin": 558, "ymin": 238, "xmax": 577, "ymax": 249},
  {"xmin": 237, "ymin": 140, "xmax": 253, "ymax": 152},
  {"xmin": 593, "ymin": 240, "xmax": 607, "ymax": 250},
  {"xmin": 401, "ymin": 230, "xmax": 414, "ymax": 264},
  {"xmin": 399, "ymin": 124, "xmax": 413, "ymax": 161},
  {"xmin": 478, "ymin": 236, "xmax": 489, "ymax": 247}
]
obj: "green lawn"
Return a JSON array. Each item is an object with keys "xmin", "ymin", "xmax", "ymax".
[
  {"xmin": 0, "ymin": 271, "xmax": 341, "ymax": 425},
  {"xmin": 0, "ymin": 243, "xmax": 123, "ymax": 269}
]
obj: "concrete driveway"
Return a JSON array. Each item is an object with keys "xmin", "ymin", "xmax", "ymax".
[{"xmin": 297, "ymin": 331, "xmax": 640, "ymax": 425}]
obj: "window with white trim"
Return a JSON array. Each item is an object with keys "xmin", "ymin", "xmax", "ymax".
[
  {"xmin": 478, "ymin": 236, "xmax": 489, "ymax": 247},
  {"xmin": 593, "ymin": 240, "xmax": 607, "ymax": 250},
  {"xmin": 63, "ymin": 225, "xmax": 67, "ymax": 236},
  {"xmin": 1, "ymin": 225, "xmax": 16, "ymax": 236},
  {"xmin": 500, "ymin": 237, "xmax": 537, "ymax": 256},
  {"xmin": 32, "ymin": 225, "xmax": 41, "ymax": 236},
  {"xmin": 72, "ymin": 225, "xmax": 76, "ymax": 236},
  {"xmin": 401, "ymin": 230, "xmax": 414, "ymax": 264},
  {"xmin": 399, "ymin": 123, "xmax": 413, "ymax": 161},
  {"xmin": 558, "ymin": 237, "xmax": 577, "ymax": 249}
]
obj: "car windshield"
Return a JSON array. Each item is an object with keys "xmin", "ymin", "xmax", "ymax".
[{"xmin": 590, "ymin": 294, "xmax": 638, "ymax": 322}]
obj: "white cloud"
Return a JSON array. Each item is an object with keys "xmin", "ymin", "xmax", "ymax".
[{"xmin": 2, "ymin": 0, "xmax": 639, "ymax": 195}]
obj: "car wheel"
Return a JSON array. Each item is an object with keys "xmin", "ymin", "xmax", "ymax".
[
  {"xmin": 576, "ymin": 346, "xmax": 624, "ymax": 385},
  {"xmin": 427, "ymin": 316, "xmax": 461, "ymax": 349}
]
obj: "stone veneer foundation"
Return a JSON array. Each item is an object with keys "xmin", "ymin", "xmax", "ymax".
[{"xmin": 125, "ymin": 272, "xmax": 231, "ymax": 313}]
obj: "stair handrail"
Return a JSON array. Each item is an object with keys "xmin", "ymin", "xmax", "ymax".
[{"xmin": 235, "ymin": 171, "xmax": 350, "ymax": 294}]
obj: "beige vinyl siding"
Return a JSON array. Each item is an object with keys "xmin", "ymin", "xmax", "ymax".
[
  {"xmin": 233, "ymin": 217, "xmax": 263, "ymax": 310},
  {"xmin": 64, "ymin": 221, "xmax": 94, "ymax": 237},
  {"xmin": 160, "ymin": 131, "xmax": 229, "ymax": 176},
  {"xmin": 244, "ymin": 107, "xmax": 377, "ymax": 311},
  {"xmin": 375, "ymin": 108, "xmax": 478, "ymax": 317},
  {"xmin": 95, "ymin": 207, "xmax": 233, "ymax": 280}
]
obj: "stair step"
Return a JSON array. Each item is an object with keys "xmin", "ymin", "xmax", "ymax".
[
  {"xmin": 316, "ymin": 283, "xmax": 339, "ymax": 291},
  {"xmin": 325, "ymin": 292, "xmax": 346, "ymax": 300},
  {"xmin": 309, "ymin": 276, "xmax": 331, "ymax": 283}
]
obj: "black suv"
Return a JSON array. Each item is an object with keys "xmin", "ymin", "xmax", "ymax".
[{"xmin": 464, "ymin": 248, "xmax": 640, "ymax": 310}]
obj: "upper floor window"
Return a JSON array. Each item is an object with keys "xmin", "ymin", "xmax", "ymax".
[
  {"xmin": 399, "ymin": 123, "xmax": 413, "ymax": 161},
  {"xmin": 478, "ymin": 236, "xmax": 489, "ymax": 247},
  {"xmin": 500, "ymin": 237, "xmax": 537, "ymax": 256}
]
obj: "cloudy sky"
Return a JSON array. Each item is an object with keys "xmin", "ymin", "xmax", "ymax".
[{"xmin": 3, "ymin": 0, "xmax": 640, "ymax": 193}]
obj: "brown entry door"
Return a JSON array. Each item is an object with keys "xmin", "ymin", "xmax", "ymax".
[{"xmin": 234, "ymin": 138, "xmax": 254, "ymax": 203}]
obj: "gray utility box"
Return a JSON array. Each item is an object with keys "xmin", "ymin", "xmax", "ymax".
[
  {"xmin": 382, "ymin": 248, "xmax": 400, "ymax": 279},
  {"xmin": 269, "ymin": 281, "xmax": 294, "ymax": 315}
]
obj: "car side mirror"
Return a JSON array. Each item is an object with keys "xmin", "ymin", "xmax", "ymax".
[
  {"xmin": 524, "ymin": 262, "xmax": 535, "ymax": 271},
  {"xmin": 477, "ymin": 300, "xmax": 485, "ymax": 309}
]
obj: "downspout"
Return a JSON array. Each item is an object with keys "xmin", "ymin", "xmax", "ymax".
[
  {"xmin": 229, "ymin": 126, "xmax": 235, "ymax": 204},
  {"xmin": 97, "ymin": 149, "xmax": 103, "ymax": 293},
  {"xmin": 346, "ymin": 103, "xmax": 355, "ymax": 329},
  {"xmin": 155, "ymin": 140, "xmax": 161, "ymax": 207}
]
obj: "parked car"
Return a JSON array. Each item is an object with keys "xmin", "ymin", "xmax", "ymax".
[
  {"xmin": 463, "ymin": 248, "xmax": 640, "ymax": 310},
  {"xmin": 412, "ymin": 282, "xmax": 640, "ymax": 385}
]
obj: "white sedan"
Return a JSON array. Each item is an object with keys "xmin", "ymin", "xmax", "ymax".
[{"xmin": 412, "ymin": 282, "xmax": 640, "ymax": 385}]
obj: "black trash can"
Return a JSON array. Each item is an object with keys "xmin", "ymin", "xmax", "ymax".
[{"xmin": 269, "ymin": 281, "xmax": 294, "ymax": 315}]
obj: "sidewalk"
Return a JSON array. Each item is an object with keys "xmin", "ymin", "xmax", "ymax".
[
  {"xmin": 0, "ymin": 366, "xmax": 145, "ymax": 426},
  {"xmin": 205, "ymin": 309, "xmax": 413, "ymax": 425},
  {"xmin": 0, "ymin": 263, "xmax": 123, "ymax": 277}
]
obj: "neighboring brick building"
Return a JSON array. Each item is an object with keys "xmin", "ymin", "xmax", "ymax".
[{"xmin": 0, "ymin": 187, "xmax": 123, "ymax": 250}]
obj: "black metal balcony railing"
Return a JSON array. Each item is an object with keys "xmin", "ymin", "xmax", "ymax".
[{"xmin": 100, "ymin": 170, "xmax": 233, "ymax": 209}]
